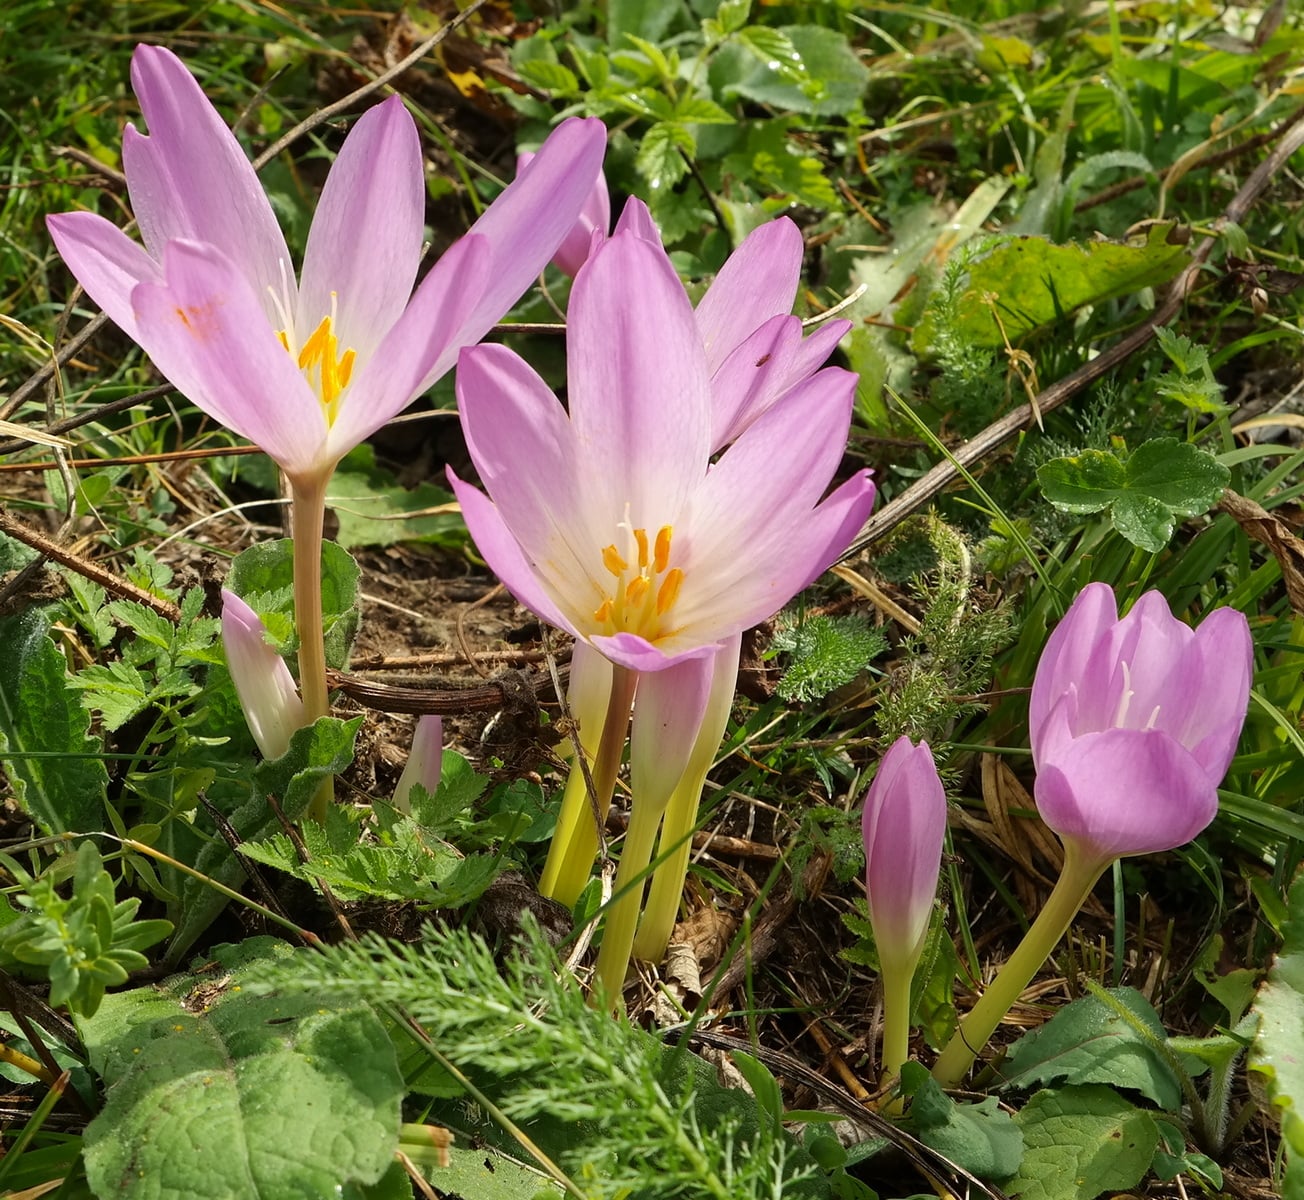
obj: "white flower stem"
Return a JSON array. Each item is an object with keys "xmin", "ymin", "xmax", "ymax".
[
  {"xmin": 879, "ymin": 948, "xmax": 918, "ymax": 1101},
  {"xmin": 631, "ymin": 770, "xmax": 702, "ymax": 962},
  {"xmin": 931, "ymin": 840, "xmax": 1108, "ymax": 1088}
]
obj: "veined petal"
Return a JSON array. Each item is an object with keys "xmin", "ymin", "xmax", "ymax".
[
  {"xmin": 125, "ymin": 45, "xmax": 291, "ymax": 319},
  {"xmin": 590, "ymin": 631, "xmax": 721, "ymax": 673},
  {"xmin": 130, "ymin": 240, "xmax": 328, "ymax": 478},
  {"xmin": 46, "ymin": 212, "xmax": 162, "ymax": 340},
  {"xmin": 567, "ymin": 232, "xmax": 712, "ymax": 524},
  {"xmin": 458, "ymin": 117, "xmax": 607, "ymax": 338},
  {"xmin": 694, "ymin": 218, "xmax": 803, "ymax": 373},
  {"xmin": 1035, "ymin": 727, "xmax": 1219, "ymax": 859},
  {"xmin": 1028, "ymin": 583, "xmax": 1118, "ymax": 741},
  {"xmin": 1186, "ymin": 606, "xmax": 1253, "ymax": 778},
  {"xmin": 221, "ymin": 589, "xmax": 305, "ymax": 760},
  {"xmin": 328, "ymin": 234, "xmax": 491, "ymax": 459},
  {"xmin": 515, "ymin": 152, "xmax": 610, "ymax": 278},
  {"xmin": 448, "ymin": 469, "xmax": 580, "ymax": 639},
  {"xmin": 298, "ymin": 96, "xmax": 424, "ymax": 360}
]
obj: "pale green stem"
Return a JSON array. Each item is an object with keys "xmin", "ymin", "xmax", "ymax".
[
  {"xmin": 931, "ymin": 841, "xmax": 1109, "ymax": 1089},
  {"xmin": 289, "ymin": 473, "xmax": 332, "ymax": 823},
  {"xmin": 631, "ymin": 770, "xmax": 703, "ymax": 962},
  {"xmin": 592, "ymin": 792, "xmax": 666, "ymax": 1009},
  {"xmin": 540, "ymin": 754, "xmax": 600, "ymax": 900},
  {"xmin": 879, "ymin": 948, "xmax": 919, "ymax": 1101},
  {"xmin": 546, "ymin": 667, "xmax": 637, "ymax": 908}
]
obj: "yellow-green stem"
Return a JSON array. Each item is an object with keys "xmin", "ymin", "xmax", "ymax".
[
  {"xmin": 541, "ymin": 756, "xmax": 600, "ymax": 900},
  {"xmin": 592, "ymin": 794, "xmax": 665, "ymax": 1009},
  {"xmin": 931, "ymin": 842, "xmax": 1108, "ymax": 1088},
  {"xmin": 631, "ymin": 771, "xmax": 702, "ymax": 962},
  {"xmin": 879, "ymin": 949, "xmax": 918, "ymax": 1103},
  {"xmin": 547, "ymin": 667, "xmax": 637, "ymax": 908},
  {"xmin": 289, "ymin": 474, "xmax": 332, "ymax": 823}
]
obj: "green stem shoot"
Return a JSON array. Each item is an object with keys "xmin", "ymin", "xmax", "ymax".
[{"xmin": 931, "ymin": 840, "xmax": 1108, "ymax": 1088}]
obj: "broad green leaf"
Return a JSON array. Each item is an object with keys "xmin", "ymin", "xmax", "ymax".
[
  {"xmin": 732, "ymin": 26, "xmax": 868, "ymax": 116},
  {"xmin": 0, "ymin": 610, "xmax": 107, "ymax": 834},
  {"xmin": 428, "ymin": 1145, "xmax": 561, "ymax": 1199},
  {"xmin": 903, "ymin": 1064, "xmax": 1023, "ymax": 1179},
  {"xmin": 1000, "ymin": 987, "xmax": 1185, "ymax": 1110},
  {"xmin": 1251, "ymin": 868, "xmax": 1304, "ymax": 1190},
  {"xmin": 515, "ymin": 60, "xmax": 580, "ymax": 95},
  {"xmin": 81, "ymin": 937, "xmax": 402, "ymax": 1200},
  {"xmin": 606, "ymin": 0, "xmax": 684, "ymax": 48},
  {"xmin": 328, "ymin": 446, "xmax": 465, "ymax": 550},
  {"xmin": 1038, "ymin": 438, "xmax": 1230, "ymax": 553},
  {"xmin": 226, "ymin": 537, "xmax": 360, "ymax": 668},
  {"xmin": 1003, "ymin": 1085, "xmax": 1158, "ymax": 1200},
  {"xmin": 914, "ymin": 224, "xmax": 1190, "ymax": 349}
]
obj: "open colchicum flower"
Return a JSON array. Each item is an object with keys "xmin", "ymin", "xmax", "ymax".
[
  {"xmin": 48, "ymin": 46, "xmax": 606, "ymax": 786},
  {"xmin": 450, "ymin": 228, "xmax": 876, "ymax": 1000},
  {"xmin": 861, "ymin": 737, "xmax": 947, "ymax": 1085},
  {"xmin": 931, "ymin": 583, "xmax": 1253, "ymax": 1087},
  {"xmin": 220, "ymin": 590, "xmax": 305, "ymax": 762}
]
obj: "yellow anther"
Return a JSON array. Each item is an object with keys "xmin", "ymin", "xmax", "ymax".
[
  {"xmin": 625, "ymin": 576, "xmax": 650, "ymax": 607},
  {"xmin": 656, "ymin": 568, "xmax": 684, "ymax": 615},
  {"xmin": 276, "ymin": 329, "xmax": 290, "ymax": 352},
  {"xmin": 634, "ymin": 528, "xmax": 649, "ymax": 567},
  {"xmin": 594, "ymin": 598, "xmax": 613, "ymax": 624},
  {"xmin": 338, "ymin": 348, "xmax": 356, "ymax": 389},
  {"xmin": 298, "ymin": 315, "xmax": 332, "ymax": 370},
  {"xmin": 602, "ymin": 545, "xmax": 628, "ymax": 575},
  {"xmin": 654, "ymin": 526, "xmax": 673, "ymax": 573}
]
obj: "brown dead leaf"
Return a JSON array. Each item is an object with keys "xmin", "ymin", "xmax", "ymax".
[{"xmin": 1218, "ymin": 489, "xmax": 1304, "ymax": 615}]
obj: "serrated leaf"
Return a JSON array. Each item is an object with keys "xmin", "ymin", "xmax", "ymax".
[
  {"xmin": 105, "ymin": 600, "xmax": 174, "ymax": 655},
  {"xmin": 81, "ymin": 936, "xmax": 402, "ymax": 1200},
  {"xmin": 673, "ymin": 95, "xmax": 734, "ymax": 124},
  {"xmin": 635, "ymin": 121, "xmax": 695, "ymax": 189},
  {"xmin": 1038, "ymin": 439, "xmax": 1230, "ymax": 552},
  {"xmin": 1003, "ymin": 1085, "xmax": 1158, "ymax": 1200},
  {"xmin": 70, "ymin": 660, "xmax": 151, "ymax": 731},
  {"xmin": 0, "ymin": 610, "xmax": 107, "ymax": 834},
  {"xmin": 1001, "ymin": 987, "xmax": 1185, "ymax": 1109},
  {"xmin": 914, "ymin": 225, "xmax": 1190, "ymax": 349},
  {"xmin": 903, "ymin": 1064, "xmax": 1023, "ymax": 1179},
  {"xmin": 1251, "ymin": 868, "xmax": 1304, "ymax": 1177},
  {"xmin": 169, "ymin": 717, "xmax": 361, "ymax": 960},
  {"xmin": 515, "ymin": 60, "xmax": 579, "ymax": 94},
  {"xmin": 733, "ymin": 25, "xmax": 868, "ymax": 116},
  {"xmin": 774, "ymin": 615, "xmax": 888, "ymax": 703}
]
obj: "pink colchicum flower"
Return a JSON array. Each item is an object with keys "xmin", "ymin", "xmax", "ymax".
[
  {"xmin": 1028, "ymin": 582, "xmax": 1253, "ymax": 863},
  {"xmin": 47, "ymin": 45, "xmax": 607, "ymax": 489},
  {"xmin": 861, "ymin": 736, "xmax": 947, "ymax": 1084},
  {"xmin": 220, "ymin": 590, "xmax": 306, "ymax": 761},
  {"xmin": 393, "ymin": 715, "xmax": 444, "ymax": 814},
  {"xmin": 451, "ymin": 228, "xmax": 876, "ymax": 998},
  {"xmin": 931, "ymin": 584, "xmax": 1253, "ymax": 1088}
]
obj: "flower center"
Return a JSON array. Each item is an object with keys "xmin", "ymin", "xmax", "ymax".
[
  {"xmin": 592, "ymin": 523, "xmax": 684, "ymax": 641},
  {"xmin": 1113, "ymin": 659, "xmax": 1161, "ymax": 730},
  {"xmin": 270, "ymin": 286, "xmax": 356, "ymax": 426}
]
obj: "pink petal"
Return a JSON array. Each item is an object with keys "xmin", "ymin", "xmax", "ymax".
[
  {"xmin": 613, "ymin": 196, "xmax": 661, "ymax": 243},
  {"xmin": 1186, "ymin": 606, "xmax": 1253, "ymax": 778},
  {"xmin": 447, "ymin": 469, "xmax": 579, "ymax": 639},
  {"xmin": 1035, "ymin": 727, "xmax": 1219, "ymax": 861},
  {"xmin": 694, "ymin": 218, "xmax": 803, "ymax": 373},
  {"xmin": 297, "ymin": 96, "xmax": 424, "ymax": 361},
  {"xmin": 328, "ymin": 234, "xmax": 491, "ymax": 459},
  {"xmin": 630, "ymin": 655, "xmax": 716, "ymax": 807},
  {"xmin": 458, "ymin": 117, "xmax": 607, "ymax": 337},
  {"xmin": 393, "ymin": 714, "xmax": 443, "ymax": 813},
  {"xmin": 1028, "ymin": 583, "xmax": 1118, "ymax": 742},
  {"xmin": 46, "ymin": 212, "xmax": 162, "ymax": 340},
  {"xmin": 130, "ymin": 240, "xmax": 327, "ymax": 478},
  {"xmin": 125, "ymin": 46, "xmax": 291, "ymax": 321},
  {"xmin": 590, "ymin": 632, "xmax": 722, "ymax": 673},
  {"xmin": 862, "ymin": 737, "xmax": 947, "ymax": 963},
  {"xmin": 221, "ymin": 589, "xmax": 305, "ymax": 760},
  {"xmin": 566, "ymin": 232, "xmax": 713, "ymax": 526}
]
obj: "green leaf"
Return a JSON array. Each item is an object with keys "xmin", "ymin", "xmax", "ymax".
[
  {"xmin": 515, "ymin": 60, "xmax": 579, "ymax": 95},
  {"xmin": 328, "ymin": 445, "xmax": 466, "ymax": 551},
  {"xmin": 732, "ymin": 25, "xmax": 868, "ymax": 116},
  {"xmin": 635, "ymin": 121, "xmax": 694, "ymax": 190},
  {"xmin": 1001, "ymin": 987, "xmax": 1185, "ymax": 1110},
  {"xmin": 914, "ymin": 225, "xmax": 1191, "ymax": 349},
  {"xmin": 607, "ymin": 0, "xmax": 684, "ymax": 48},
  {"xmin": 773, "ymin": 614, "xmax": 888, "ymax": 703},
  {"xmin": 81, "ymin": 937, "xmax": 402, "ymax": 1200},
  {"xmin": 1251, "ymin": 868, "xmax": 1304, "ymax": 1183},
  {"xmin": 1037, "ymin": 438, "xmax": 1230, "ymax": 553},
  {"xmin": 902, "ymin": 1064, "xmax": 1023, "ymax": 1179},
  {"xmin": 673, "ymin": 95, "xmax": 734, "ymax": 125},
  {"xmin": 429, "ymin": 1145, "xmax": 561, "ymax": 1198},
  {"xmin": 1003, "ymin": 1085, "xmax": 1159, "ymax": 1200},
  {"xmin": 169, "ymin": 717, "xmax": 362, "ymax": 960},
  {"xmin": 226, "ymin": 538, "xmax": 360, "ymax": 669},
  {"xmin": 71, "ymin": 660, "xmax": 151, "ymax": 731},
  {"xmin": 0, "ymin": 610, "xmax": 107, "ymax": 834}
]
